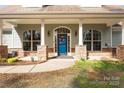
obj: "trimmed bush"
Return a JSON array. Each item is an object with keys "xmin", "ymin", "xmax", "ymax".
[{"xmin": 7, "ymin": 57, "xmax": 18, "ymax": 64}]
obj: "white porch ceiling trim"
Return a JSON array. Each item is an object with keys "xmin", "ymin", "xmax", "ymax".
[
  {"xmin": 3, "ymin": 18, "xmax": 124, "ymax": 24},
  {"xmin": 1, "ymin": 13, "xmax": 124, "ymax": 19}
]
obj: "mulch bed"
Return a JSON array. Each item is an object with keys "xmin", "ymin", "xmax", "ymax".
[{"xmin": 0, "ymin": 60, "xmax": 45, "ymax": 66}]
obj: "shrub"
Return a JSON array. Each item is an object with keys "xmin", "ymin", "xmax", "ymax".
[
  {"xmin": 7, "ymin": 57, "xmax": 18, "ymax": 64},
  {"xmin": 80, "ymin": 57, "xmax": 86, "ymax": 62}
]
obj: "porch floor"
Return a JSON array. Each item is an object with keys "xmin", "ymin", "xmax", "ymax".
[
  {"xmin": 88, "ymin": 51, "xmax": 113, "ymax": 60},
  {"xmin": 0, "ymin": 58, "xmax": 75, "ymax": 73}
]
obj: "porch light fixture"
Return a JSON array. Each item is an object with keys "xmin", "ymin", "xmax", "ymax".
[
  {"xmin": 47, "ymin": 30, "xmax": 50, "ymax": 37},
  {"xmin": 105, "ymin": 43, "xmax": 110, "ymax": 47}
]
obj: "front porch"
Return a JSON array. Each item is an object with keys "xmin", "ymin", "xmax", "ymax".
[{"xmin": 0, "ymin": 18, "xmax": 124, "ymax": 61}]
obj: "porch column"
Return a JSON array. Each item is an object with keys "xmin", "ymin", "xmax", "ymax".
[
  {"xmin": 75, "ymin": 20, "xmax": 87, "ymax": 59},
  {"xmin": 0, "ymin": 20, "xmax": 8, "ymax": 58},
  {"xmin": 122, "ymin": 22, "xmax": 124, "ymax": 45},
  {"xmin": 110, "ymin": 25, "xmax": 113, "ymax": 47},
  {"xmin": 116, "ymin": 22, "xmax": 124, "ymax": 60},
  {"xmin": 41, "ymin": 20, "xmax": 45, "ymax": 45},
  {"xmin": 11, "ymin": 24, "xmax": 24, "ymax": 57},
  {"xmin": 0, "ymin": 21, "xmax": 3, "ymax": 45},
  {"xmin": 37, "ymin": 19, "xmax": 48, "ymax": 62},
  {"xmin": 78, "ymin": 21, "xmax": 83, "ymax": 45},
  {"xmin": 0, "ymin": 27, "xmax": 2, "ymax": 45}
]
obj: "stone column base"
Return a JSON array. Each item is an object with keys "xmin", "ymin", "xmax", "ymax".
[
  {"xmin": 18, "ymin": 49, "xmax": 24, "ymax": 58},
  {"xmin": 75, "ymin": 45, "xmax": 87, "ymax": 59},
  {"xmin": 116, "ymin": 45, "xmax": 124, "ymax": 60},
  {"xmin": 37, "ymin": 45, "xmax": 48, "ymax": 62},
  {"xmin": 0, "ymin": 45, "xmax": 8, "ymax": 58}
]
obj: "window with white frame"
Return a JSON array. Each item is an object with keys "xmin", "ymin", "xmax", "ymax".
[
  {"xmin": 23, "ymin": 30, "xmax": 41, "ymax": 51},
  {"xmin": 112, "ymin": 24, "xmax": 122, "ymax": 47},
  {"xmin": 83, "ymin": 30, "xmax": 101, "ymax": 51},
  {"xmin": 2, "ymin": 30, "xmax": 13, "ymax": 48}
]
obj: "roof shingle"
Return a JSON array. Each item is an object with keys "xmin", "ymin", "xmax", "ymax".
[{"xmin": 0, "ymin": 5, "xmax": 124, "ymax": 14}]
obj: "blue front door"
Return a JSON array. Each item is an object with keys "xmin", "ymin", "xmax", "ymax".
[{"xmin": 58, "ymin": 34, "xmax": 67, "ymax": 56}]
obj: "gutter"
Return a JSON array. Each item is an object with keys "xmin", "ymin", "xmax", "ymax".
[{"xmin": 0, "ymin": 12, "xmax": 124, "ymax": 19}]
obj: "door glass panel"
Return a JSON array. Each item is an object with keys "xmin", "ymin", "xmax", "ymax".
[
  {"xmin": 56, "ymin": 28, "xmax": 70, "ymax": 34},
  {"xmin": 58, "ymin": 34, "xmax": 65, "ymax": 44},
  {"xmin": 58, "ymin": 34, "xmax": 67, "ymax": 55},
  {"xmin": 55, "ymin": 36, "xmax": 57, "ymax": 52},
  {"xmin": 68, "ymin": 36, "xmax": 70, "ymax": 52}
]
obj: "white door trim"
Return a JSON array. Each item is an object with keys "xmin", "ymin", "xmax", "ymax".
[{"xmin": 53, "ymin": 26, "xmax": 72, "ymax": 56}]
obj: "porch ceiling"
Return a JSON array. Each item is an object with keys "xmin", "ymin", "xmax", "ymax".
[
  {"xmin": 3, "ymin": 18, "xmax": 123, "ymax": 25},
  {"xmin": 4, "ymin": 19, "xmax": 79, "ymax": 24}
]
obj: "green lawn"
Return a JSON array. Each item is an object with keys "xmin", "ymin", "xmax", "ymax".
[
  {"xmin": 72, "ymin": 59, "xmax": 124, "ymax": 88},
  {"xmin": 0, "ymin": 59, "xmax": 124, "ymax": 88}
]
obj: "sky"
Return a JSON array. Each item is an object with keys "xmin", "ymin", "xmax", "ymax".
[{"xmin": 0, "ymin": 0, "xmax": 124, "ymax": 7}]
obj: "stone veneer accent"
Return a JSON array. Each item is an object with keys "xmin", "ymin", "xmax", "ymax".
[
  {"xmin": 71, "ymin": 48, "xmax": 75, "ymax": 52},
  {"xmin": 37, "ymin": 45, "xmax": 48, "ymax": 61},
  {"xmin": 0, "ymin": 45, "xmax": 8, "ymax": 58},
  {"xmin": 102, "ymin": 48, "xmax": 112, "ymax": 52},
  {"xmin": 18, "ymin": 49, "xmax": 24, "ymax": 57},
  {"xmin": 88, "ymin": 51, "xmax": 112, "ymax": 57},
  {"xmin": 24, "ymin": 51, "xmax": 37, "ymax": 56},
  {"xmin": 116, "ymin": 45, "xmax": 124, "ymax": 60},
  {"xmin": 8, "ymin": 48, "xmax": 24, "ymax": 57},
  {"xmin": 75, "ymin": 45, "xmax": 87, "ymax": 59}
]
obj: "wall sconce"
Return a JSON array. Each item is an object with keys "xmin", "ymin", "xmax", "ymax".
[
  {"xmin": 75, "ymin": 30, "xmax": 77, "ymax": 36},
  {"xmin": 105, "ymin": 43, "xmax": 110, "ymax": 48},
  {"xmin": 47, "ymin": 30, "xmax": 50, "ymax": 37}
]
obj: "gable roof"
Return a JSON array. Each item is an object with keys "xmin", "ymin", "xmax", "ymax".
[{"xmin": 0, "ymin": 5, "xmax": 124, "ymax": 14}]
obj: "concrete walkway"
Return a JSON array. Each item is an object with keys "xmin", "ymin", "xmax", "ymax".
[{"xmin": 0, "ymin": 59, "xmax": 75, "ymax": 73}]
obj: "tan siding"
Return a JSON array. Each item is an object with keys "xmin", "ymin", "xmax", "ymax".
[{"xmin": 16, "ymin": 24, "xmax": 110, "ymax": 50}]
